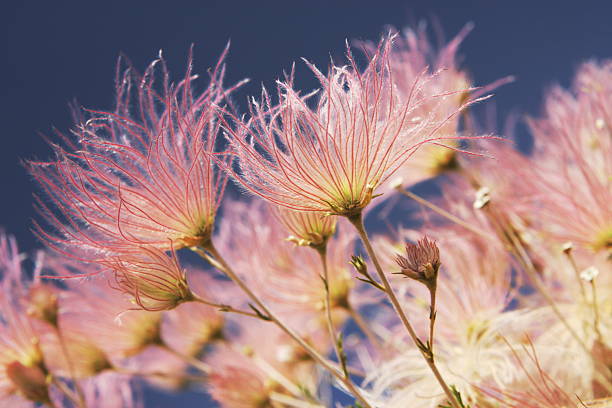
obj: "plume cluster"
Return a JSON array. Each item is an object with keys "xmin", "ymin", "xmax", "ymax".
[{"xmin": 0, "ymin": 20, "xmax": 609, "ymax": 408}]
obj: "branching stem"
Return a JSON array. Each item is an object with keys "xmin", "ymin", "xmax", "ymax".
[
  {"xmin": 195, "ymin": 241, "xmax": 373, "ymax": 408},
  {"xmin": 347, "ymin": 211, "xmax": 461, "ymax": 408}
]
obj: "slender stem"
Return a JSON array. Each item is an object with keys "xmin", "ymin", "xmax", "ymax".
[
  {"xmin": 347, "ymin": 212, "xmax": 461, "ymax": 408},
  {"xmin": 51, "ymin": 377, "xmax": 81, "ymax": 408},
  {"xmin": 161, "ymin": 344, "xmax": 211, "ymax": 374},
  {"xmin": 55, "ymin": 325, "xmax": 87, "ymax": 408},
  {"xmin": 270, "ymin": 392, "xmax": 325, "ymax": 408},
  {"xmin": 347, "ymin": 305, "xmax": 383, "ymax": 352},
  {"xmin": 396, "ymin": 188, "xmax": 494, "ymax": 240},
  {"xmin": 487, "ymin": 209, "xmax": 612, "ymax": 394},
  {"xmin": 429, "ymin": 288, "xmax": 437, "ymax": 354},
  {"xmin": 45, "ymin": 399, "xmax": 59, "ymax": 408},
  {"xmin": 315, "ymin": 246, "xmax": 343, "ymax": 365},
  {"xmin": 590, "ymin": 280, "xmax": 602, "ymax": 342},
  {"xmin": 190, "ymin": 293, "xmax": 265, "ymax": 320},
  {"xmin": 197, "ymin": 242, "xmax": 374, "ymax": 408},
  {"xmin": 563, "ymin": 250, "xmax": 588, "ymax": 302},
  {"xmin": 493, "ymin": 214, "xmax": 591, "ymax": 355},
  {"xmin": 114, "ymin": 366, "xmax": 207, "ymax": 382}
]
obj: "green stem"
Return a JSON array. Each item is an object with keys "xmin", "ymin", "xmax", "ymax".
[
  {"xmin": 55, "ymin": 325, "xmax": 87, "ymax": 408},
  {"xmin": 563, "ymin": 250, "xmax": 588, "ymax": 303},
  {"xmin": 589, "ymin": 280, "xmax": 602, "ymax": 342},
  {"xmin": 315, "ymin": 246, "xmax": 343, "ymax": 365},
  {"xmin": 191, "ymin": 293, "xmax": 265, "ymax": 320},
  {"xmin": 196, "ymin": 241, "xmax": 373, "ymax": 408},
  {"xmin": 161, "ymin": 344, "xmax": 211, "ymax": 374},
  {"xmin": 347, "ymin": 211, "xmax": 461, "ymax": 408},
  {"xmin": 429, "ymin": 287, "xmax": 437, "ymax": 355}
]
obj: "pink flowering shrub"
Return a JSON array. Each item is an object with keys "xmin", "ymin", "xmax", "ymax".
[{"xmin": 0, "ymin": 21, "xmax": 609, "ymax": 408}]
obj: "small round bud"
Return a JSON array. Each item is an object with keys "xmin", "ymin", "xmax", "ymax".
[
  {"xmin": 580, "ymin": 266, "xmax": 600, "ymax": 282},
  {"xmin": 473, "ymin": 186, "xmax": 491, "ymax": 209},
  {"xmin": 350, "ymin": 255, "xmax": 367, "ymax": 276},
  {"xmin": 561, "ymin": 241, "xmax": 573, "ymax": 254}
]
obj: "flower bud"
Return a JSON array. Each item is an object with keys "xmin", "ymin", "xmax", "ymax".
[
  {"xmin": 276, "ymin": 207, "xmax": 337, "ymax": 249},
  {"xmin": 6, "ymin": 361, "xmax": 50, "ymax": 404},
  {"xmin": 561, "ymin": 241, "xmax": 573, "ymax": 254},
  {"xmin": 350, "ymin": 255, "xmax": 367, "ymax": 276},
  {"xmin": 580, "ymin": 266, "xmax": 600, "ymax": 282},
  {"xmin": 108, "ymin": 246, "xmax": 193, "ymax": 311},
  {"xmin": 473, "ymin": 186, "xmax": 491, "ymax": 209},
  {"xmin": 395, "ymin": 237, "xmax": 441, "ymax": 290}
]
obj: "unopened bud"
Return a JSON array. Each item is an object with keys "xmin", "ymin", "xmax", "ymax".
[
  {"xmin": 580, "ymin": 266, "xmax": 600, "ymax": 282},
  {"xmin": 561, "ymin": 242, "xmax": 573, "ymax": 254},
  {"xmin": 395, "ymin": 237, "xmax": 440, "ymax": 289},
  {"xmin": 6, "ymin": 361, "xmax": 50, "ymax": 404},
  {"xmin": 389, "ymin": 177, "xmax": 404, "ymax": 190},
  {"xmin": 109, "ymin": 246, "xmax": 193, "ymax": 311},
  {"xmin": 350, "ymin": 255, "xmax": 367, "ymax": 276},
  {"xmin": 473, "ymin": 187, "xmax": 491, "ymax": 209}
]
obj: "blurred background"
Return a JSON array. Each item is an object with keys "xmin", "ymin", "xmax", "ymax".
[{"xmin": 1, "ymin": 1, "xmax": 611, "ymax": 406}]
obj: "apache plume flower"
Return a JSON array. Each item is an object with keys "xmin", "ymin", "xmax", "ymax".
[
  {"xmin": 370, "ymin": 24, "xmax": 473, "ymax": 190},
  {"xmin": 0, "ymin": 314, "xmax": 45, "ymax": 402},
  {"xmin": 224, "ymin": 35, "xmax": 483, "ymax": 216},
  {"xmin": 0, "ymin": 236, "xmax": 48, "ymax": 403},
  {"xmin": 30, "ymin": 46, "xmax": 244, "ymax": 260},
  {"xmin": 36, "ymin": 318, "xmax": 111, "ymax": 379},
  {"xmin": 216, "ymin": 200, "xmax": 355, "ymax": 320},
  {"xmin": 275, "ymin": 207, "xmax": 337, "ymax": 248},
  {"xmin": 107, "ymin": 245, "xmax": 193, "ymax": 311},
  {"xmin": 0, "ymin": 294, "xmax": 47, "ymax": 404},
  {"xmin": 479, "ymin": 340, "xmax": 582, "ymax": 408},
  {"xmin": 60, "ymin": 277, "xmax": 164, "ymax": 358},
  {"xmin": 526, "ymin": 60, "xmax": 612, "ymax": 253}
]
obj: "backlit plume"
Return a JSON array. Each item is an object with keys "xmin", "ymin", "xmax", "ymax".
[
  {"xmin": 107, "ymin": 245, "xmax": 193, "ymax": 311},
  {"xmin": 215, "ymin": 201, "xmax": 355, "ymax": 319},
  {"xmin": 274, "ymin": 207, "xmax": 337, "ymax": 248},
  {"xmin": 29, "ymin": 46, "xmax": 243, "ymax": 258},
  {"xmin": 375, "ymin": 24, "xmax": 473, "ymax": 190},
  {"xmin": 4, "ymin": 16, "xmax": 612, "ymax": 408},
  {"xmin": 527, "ymin": 60, "xmax": 612, "ymax": 253},
  {"xmin": 224, "ymin": 35, "xmax": 482, "ymax": 216}
]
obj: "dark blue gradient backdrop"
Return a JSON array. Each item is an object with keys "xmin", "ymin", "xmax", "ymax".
[{"xmin": 1, "ymin": 1, "xmax": 611, "ymax": 406}]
